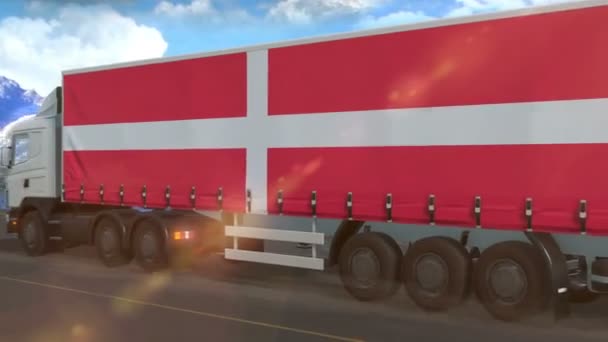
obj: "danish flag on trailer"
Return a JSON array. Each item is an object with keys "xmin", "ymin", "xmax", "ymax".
[{"xmin": 63, "ymin": 3, "xmax": 608, "ymax": 235}]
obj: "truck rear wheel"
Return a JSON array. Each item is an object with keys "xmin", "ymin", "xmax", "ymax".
[
  {"xmin": 473, "ymin": 241, "xmax": 549, "ymax": 321},
  {"xmin": 19, "ymin": 211, "xmax": 48, "ymax": 256},
  {"xmin": 338, "ymin": 232, "xmax": 402, "ymax": 301},
  {"xmin": 402, "ymin": 237, "xmax": 471, "ymax": 311},
  {"xmin": 133, "ymin": 222, "xmax": 169, "ymax": 272},
  {"xmin": 95, "ymin": 218, "xmax": 131, "ymax": 267}
]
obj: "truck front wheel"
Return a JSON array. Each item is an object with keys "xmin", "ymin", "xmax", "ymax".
[
  {"xmin": 133, "ymin": 222, "xmax": 169, "ymax": 272},
  {"xmin": 19, "ymin": 211, "xmax": 48, "ymax": 256}
]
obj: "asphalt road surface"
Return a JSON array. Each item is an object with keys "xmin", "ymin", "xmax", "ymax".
[{"xmin": 1, "ymin": 234, "xmax": 608, "ymax": 342}]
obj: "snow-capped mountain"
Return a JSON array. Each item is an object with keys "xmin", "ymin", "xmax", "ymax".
[{"xmin": 0, "ymin": 76, "xmax": 43, "ymax": 129}]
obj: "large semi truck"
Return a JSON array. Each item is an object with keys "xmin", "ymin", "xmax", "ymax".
[{"xmin": 3, "ymin": 0, "xmax": 608, "ymax": 322}]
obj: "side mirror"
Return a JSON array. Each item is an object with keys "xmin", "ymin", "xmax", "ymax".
[{"xmin": 0, "ymin": 146, "xmax": 12, "ymax": 168}]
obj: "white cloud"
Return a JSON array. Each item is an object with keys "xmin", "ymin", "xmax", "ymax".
[
  {"xmin": 0, "ymin": 114, "xmax": 35, "ymax": 143},
  {"xmin": 154, "ymin": 0, "xmax": 216, "ymax": 17},
  {"xmin": 153, "ymin": 1, "xmax": 255, "ymax": 25},
  {"xmin": 355, "ymin": 0, "xmax": 583, "ymax": 33},
  {"xmin": 0, "ymin": 4, "xmax": 168, "ymax": 96},
  {"xmin": 446, "ymin": 0, "xmax": 584, "ymax": 17},
  {"xmin": 267, "ymin": 0, "xmax": 386, "ymax": 24},
  {"xmin": 356, "ymin": 11, "xmax": 435, "ymax": 29}
]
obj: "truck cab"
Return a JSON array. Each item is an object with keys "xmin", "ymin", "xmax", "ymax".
[{"xmin": 1, "ymin": 87, "xmax": 61, "ymax": 209}]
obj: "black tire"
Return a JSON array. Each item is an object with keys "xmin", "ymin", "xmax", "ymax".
[
  {"xmin": 95, "ymin": 218, "xmax": 131, "ymax": 267},
  {"xmin": 338, "ymin": 232, "xmax": 402, "ymax": 301},
  {"xmin": 19, "ymin": 211, "xmax": 48, "ymax": 256},
  {"xmin": 402, "ymin": 237, "xmax": 471, "ymax": 311},
  {"xmin": 133, "ymin": 222, "xmax": 169, "ymax": 272},
  {"xmin": 473, "ymin": 241, "xmax": 550, "ymax": 321}
]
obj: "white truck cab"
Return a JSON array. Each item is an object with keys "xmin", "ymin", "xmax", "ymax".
[{"xmin": 1, "ymin": 87, "xmax": 60, "ymax": 208}]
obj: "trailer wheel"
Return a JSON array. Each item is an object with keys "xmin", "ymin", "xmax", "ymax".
[
  {"xmin": 133, "ymin": 222, "xmax": 168, "ymax": 272},
  {"xmin": 402, "ymin": 237, "xmax": 471, "ymax": 311},
  {"xmin": 19, "ymin": 211, "xmax": 48, "ymax": 256},
  {"xmin": 338, "ymin": 232, "xmax": 402, "ymax": 301},
  {"xmin": 95, "ymin": 218, "xmax": 131, "ymax": 267},
  {"xmin": 473, "ymin": 241, "xmax": 549, "ymax": 321}
]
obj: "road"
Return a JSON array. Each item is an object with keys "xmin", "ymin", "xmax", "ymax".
[{"xmin": 0, "ymin": 234, "xmax": 608, "ymax": 342}]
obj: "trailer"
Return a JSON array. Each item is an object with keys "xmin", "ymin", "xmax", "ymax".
[{"xmin": 2, "ymin": 0, "xmax": 608, "ymax": 322}]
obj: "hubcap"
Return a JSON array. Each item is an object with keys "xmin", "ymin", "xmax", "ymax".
[
  {"xmin": 100, "ymin": 228, "xmax": 117, "ymax": 257},
  {"xmin": 350, "ymin": 247, "xmax": 380, "ymax": 288},
  {"xmin": 23, "ymin": 222, "xmax": 37, "ymax": 248},
  {"xmin": 488, "ymin": 259, "xmax": 528, "ymax": 304},
  {"xmin": 415, "ymin": 253, "xmax": 448, "ymax": 296},
  {"xmin": 141, "ymin": 232, "xmax": 158, "ymax": 261}
]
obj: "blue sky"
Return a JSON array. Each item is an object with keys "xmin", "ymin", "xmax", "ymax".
[{"xmin": 0, "ymin": 0, "xmax": 580, "ymax": 95}]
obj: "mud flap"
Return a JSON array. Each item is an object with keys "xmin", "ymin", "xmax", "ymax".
[
  {"xmin": 525, "ymin": 232, "xmax": 571, "ymax": 320},
  {"xmin": 328, "ymin": 220, "xmax": 365, "ymax": 266}
]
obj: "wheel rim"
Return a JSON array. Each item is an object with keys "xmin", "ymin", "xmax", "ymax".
[
  {"xmin": 349, "ymin": 247, "xmax": 381, "ymax": 288},
  {"xmin": 100, "ymin": 228, "xmax": 118, "ymax": 258},
  {"xmin": 23, "ymin": 221, "xmax": 37, "ymax": 248},
  {"xmin": 140, "ymin": 231, "xmax": 158, "ymax": 262},
  {"xmin": 487, "ymin": 258, "xmax": 528, "ymax": 304},
  {"xmin": 414, "ymin": 253, "xmax": 448, "ymax": 296}
]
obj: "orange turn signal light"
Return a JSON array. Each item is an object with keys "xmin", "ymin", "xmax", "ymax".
[{"xmin": 173, "ymin": 230, "xmax": 192, "ymax": 240}]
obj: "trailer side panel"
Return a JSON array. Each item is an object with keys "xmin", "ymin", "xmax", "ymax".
[{"xmin": 62, "ymin": 4, "xmax": 608, "ymax": 235}]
